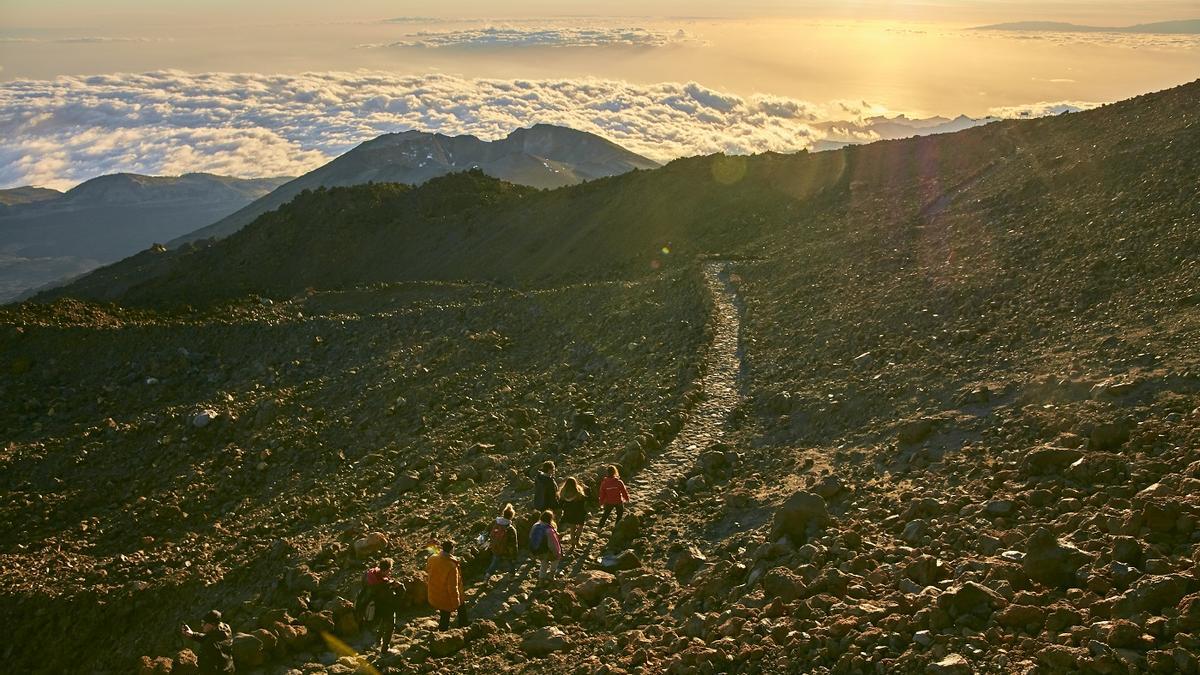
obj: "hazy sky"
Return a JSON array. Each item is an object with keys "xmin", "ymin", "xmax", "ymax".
[
  {"xmin": 1, "ymin": 1, "xmax": 1197, "ymax": 189},
  {"xmin": 3, "ymin": 1, "xmax": 1196, "ymax": 25}
]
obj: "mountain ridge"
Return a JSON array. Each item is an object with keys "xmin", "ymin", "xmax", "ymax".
[
  {"xmin": 973, "ymin": 19, "xmax": 1200, "ymax": 33},
  {"xmin": 168, "ymin": 124, "xmax": 660, "ymax": 247},
  {"xmin": 0, "ymin": 172, "xmax": 291, "ymax": 302}
]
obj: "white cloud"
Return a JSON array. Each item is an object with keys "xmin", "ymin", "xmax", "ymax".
[
  {"xmin": 360, "ymin": 26, "xmax": 701, "ymax": 49},
  {"xmin": 0, "ymin": 70, "xmax": 1093, "ymax": 190},
  {"xmin": 969, "ymin": 29, "xmax": 1200, "ymax": 50},
  {"xmin": 987, "ymin": 101, "xmax": 1097, "ymax": 118}
]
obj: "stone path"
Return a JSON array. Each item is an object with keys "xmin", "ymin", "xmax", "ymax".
[{"xmin": 624, "ymin": 260, "xmax": 744, "ymax": 503}]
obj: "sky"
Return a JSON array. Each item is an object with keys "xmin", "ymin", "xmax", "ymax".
[{"xmin": 1, "ymin": 1, "xmax": 1197, "ymax": 189}]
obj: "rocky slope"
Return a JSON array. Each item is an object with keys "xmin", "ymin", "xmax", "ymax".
[
  {"xmin": 168, "ymin": 125, "xmax": 660, "ymax": 248},
  {"xmin": 1, "ymin": 80, "xmax": 1199, "ymax": 674},
  {"xmin": 0, "ymin": 173, "xmax": 290, "ymax": 302}
]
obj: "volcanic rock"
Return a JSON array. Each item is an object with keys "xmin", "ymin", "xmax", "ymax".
[
  {"xmin": 521, "ymin": 626, "xmax": 571, "ymax": 656},
  {"xmin": 1022, "ymin": 528, "xmax": 1093, "ymax": 588},
  {"xmin": 770, "ymin": 490, "xmax": 829, "ymax": 543}
]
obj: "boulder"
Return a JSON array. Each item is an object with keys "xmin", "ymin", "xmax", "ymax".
[
  {"xmin": 698, "ymin": 450, "xmax": 727, "ymax": 473},
  {"xmin": 927, "ymin": 653, "xmax": 973, "ymax": 675},
  {"xmin": 1113, "ymin": 574, "xmax": 1193, "ymax": 616},
  {"xmin": 1090, "ymin": 421, "xmax": 1131, "ymax": 451},
  {"xmin": 138, "ymin": 656, "xmax": 174, "ymax": 675},
  {"xmin": 1110, "ymin": 536, "xmax": 1144, "ymax": 567},
  {"xmin": 353, "ymin": 532, "xmax": 389, "ymax": 558},
  {"xmin": 600, "ymin": 549, "xmax": 642, "ymax": 572},
  {"xmin": 191, "ymin": 410, "xmax": 217, "ymax": 428},
  {"xmin": 394, "ymin": 471, "xmax": 420, "ymax": 493},
  {"xmin": 670, "ymin": 546, "xmax": 707, "ymax": 581},
  {"xmin": 1141, "ymin": 500, "xmax": 1182, "ymax": 533},
  {"xmin": 904, "ymin": 555, "xmax": 947, "ymax": 587},
  {"xmin": 1178, "ymin": 592, "xmax": 1200, "ymax": 632},
  {"xmin": 429, "ymin": 630, "xmax": 466, "ymax": 657},
  {"xmin": 1022, "ymin": 528, "xmax": 1093, "ymax": 588},
  {"xmin": 812, "ymin": 475, "xmax": 845, "ymax": 500},
  {"xmin": 610, "ymin": 513, "xmax": 642, "ymax": 549},
  {"xmin": 901, "ymin": 519, "xmax": 929, "ymax": 545},
  {"xmin": 1092, "ymin": 619, "xmax": 1147, "ymax": 649},
  {"xmin": 761, "ymin": 567, "xmax": 805, "ymax": 602},
  {"xmin": 231, "ymin": 632, "xmax": 265, "ymax": 668},
  {"xmin": 1021, "ymin": 446, "xmax": 1084, "ymax": 476},
  {"xmin": 898, "ymin": 417, "xmax": 937, "ymax": 444},
  {"xmin": 936, "ymin": 581, "xmax": 1004, "ymax": 618},
  {"xmin": 573, "ymin": 570, "xmax": 617, "ymax": 605},
  {"xmin": 770, "ymin": 490, "xmax": 829, "ymax": 543},
  {"xmin": 300, "ymin": 610, "xmax": 336, "ymax": 636},
  {"xmin": 996, "ymin": 604, "xmax": 1047, "ymax": 631},
  {"xmin": 521, "ymin": 626, "xmax": 571, "ymax": 656},
  {"xmin": 172, "ymin": 650, "xmax": 199, "ymax": 675}
]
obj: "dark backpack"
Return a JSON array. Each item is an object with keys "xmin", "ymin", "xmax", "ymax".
[
  {"xmin": 529, "ymin": 523, "xmax": 549, "ymax": 554},
  {"xmin": 534, "ymin": 474, "xmax": 559, "ymax": 509}
]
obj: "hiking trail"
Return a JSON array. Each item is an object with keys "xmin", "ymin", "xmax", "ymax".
[{"xmin": 624, "ymin": 260, "xmax": 745, "ymax": 505}]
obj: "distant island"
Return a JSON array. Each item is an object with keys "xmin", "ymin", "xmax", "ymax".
[{"xmin": 972, "ymin": 19, "xmax": 1200, "ymax": 34}]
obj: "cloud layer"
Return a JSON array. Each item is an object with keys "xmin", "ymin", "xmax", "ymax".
[
  {"xmin": 0, "ymin": 70, "xmax": 1095, "ymax": 190},
  {"xmin": 362, "ymin": 26, "xmax": 700, "ymax": 49}
]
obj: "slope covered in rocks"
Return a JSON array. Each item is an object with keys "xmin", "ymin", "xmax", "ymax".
[{"xmin": 2, "ymin": 80, "xmax": 1199, "ymax": 674}]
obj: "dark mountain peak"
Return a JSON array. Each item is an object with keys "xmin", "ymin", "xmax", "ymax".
[
  {"xmin": 62, "ymin": 172, "xmax": 293, "ymax": 205},
  {"xmin": 0, "ymin": 186, "xmax": 63, "ymax": 206},
  {"xmin": 168, "ymin": 125, "xmax": 659, "ymax": 246}
]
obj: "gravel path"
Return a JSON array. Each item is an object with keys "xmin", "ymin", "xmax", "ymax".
[{"xmin": 625, "ymin": 260, "xmax": 744, "ymax": 503}]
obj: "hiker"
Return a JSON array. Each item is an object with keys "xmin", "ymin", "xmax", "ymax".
[
  {"xmin": 485, "ymin": 503, "xmax": 519, "ymax": 577},
  {"xmin": 372, "ymin": 576, "xmax": 408, "ymax": 654},
  {"xmin": 180, "ymin": 610, "xmax": 235, "ymax": 674},
  {"xmin": 558, "ymin": 477, "xmax": 589, "ymax": 553},
  {"xmin": 529, "ymin": 510, "xmax": 563, "ymax": 585},
  {"xmin": 355, "ymin": 557, "xmax": 394, "ymax": 625},
  {"xmin": 533, "ymin": 460, "xmax": 560, "ymax": 516},
  {"xmin": 597, "ymin": 464, "xmax": 631, "ymax": 532},
  {"xmin": 426, "ymin": 540, "xmax": 468, "ymax": 630}
]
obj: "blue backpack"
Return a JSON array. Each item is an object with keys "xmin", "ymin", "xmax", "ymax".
[{"xmin": 529, "ymin": 523, "xmax": 549, "ymax": 554}]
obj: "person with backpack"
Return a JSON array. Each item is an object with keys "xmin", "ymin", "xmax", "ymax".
[
  {"xmin": 533, "ymin": 460, "xmax": 560, "ymax": 516},
  {"xmin": 597, "ymin": 464, "xmax": 631, "ymax": 532},
  {"xmin": 558, "ymin": 477, "xmax": 589, "ymax": 554},
  {"xmin": 180, "ymin": 609, "xmax": 235, "ymax": 674},
  {"xmin": 485, "ymin": 503, "xmax": 519, "ymax": 577},
  {"xmin": 372, "ymin": 576, "xmax": 408, "ymax": 654},
  {"xmin": 355, "ymin": 557, "xmax": 394, "ymax": 625},
  {"xmin": 529, "ymin": 510, "xmax": 563, "ymax": 585},
  {"xmin": 426, "ymin": 540, "xmax": 468, "ymax": 631}
]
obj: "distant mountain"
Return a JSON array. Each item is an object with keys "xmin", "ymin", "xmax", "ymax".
[
  {"xmin": 0, "ymin": 172, "xmax": 290, "ymax": 302},
  {"xmin": 973, "ymin": 19, "xmax": 1200, "ymax": 34},
  {"xmin": 810, "ymin": 113, "xmax": 1001, "ymax": 152},
  {"xmin": 0, "ymin": 186, "xmax": 62, "ymax": 207},
  {"xmin": 169, "ymin": 124, "xmax": 660, "ymax": 246}
]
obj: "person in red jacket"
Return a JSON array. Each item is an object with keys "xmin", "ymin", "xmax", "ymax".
[
  {"xmin": 355, "ymin": 557, "xmax": 393, "ymax": 625},
  {"xmin": 597, "ymin": 464, "xmax": 630, "ymax": 532}
]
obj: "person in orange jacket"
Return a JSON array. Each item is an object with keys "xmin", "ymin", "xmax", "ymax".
[{"xmin": 426, "ymin": 540, "xmax": 468, "ymax": 631}]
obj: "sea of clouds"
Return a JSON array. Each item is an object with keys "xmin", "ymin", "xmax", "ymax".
[
  {"xmin": 0, "ymin": 70, "xmax": 1095, "ymax": 190},
  {"xmin": 359, "ymin": 26, "xmax": 701, "ymax": 49}
]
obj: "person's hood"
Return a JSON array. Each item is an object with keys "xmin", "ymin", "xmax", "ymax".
[{"xmin": 495, "ymin": 517, "xmax": 511, "ymax": 526}]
